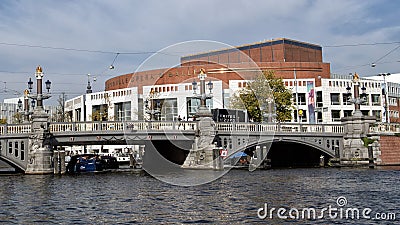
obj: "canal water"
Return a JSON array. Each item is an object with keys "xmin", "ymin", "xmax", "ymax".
[{"xmin": 0, "ymin": 167, "xmax": 399, "ymax": 224}]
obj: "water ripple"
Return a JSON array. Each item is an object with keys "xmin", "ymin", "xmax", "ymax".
[{"xmin": 0, "ymin": 168, "xmax": 398, "ymax": 224}]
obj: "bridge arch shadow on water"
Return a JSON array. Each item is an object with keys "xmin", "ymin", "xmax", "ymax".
[
  {"xmin": 265, "ymin": 141, "xmax": 333, "ymax": 168},
  {"xmin": 235, "ymin": 140, "xmax": 335, "ymax": 168}
]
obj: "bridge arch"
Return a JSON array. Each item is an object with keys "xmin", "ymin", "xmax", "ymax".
[
  {"xmin": 0, "ymin": 156, "xmax": 25, "ymax": 172},
  {"xmin": 224, "ymin": 137, "xmax": 337, "ymax": 168}
]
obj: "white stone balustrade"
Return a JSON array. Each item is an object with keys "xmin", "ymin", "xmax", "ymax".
[
  {"xmin": 369, "ymin": 123, "xmax": 400, "ymax": 133},
  {"xmin": 215, "ymin": 123, "xmax": 344, "ymax": 133},
  {"xmin": 0, "ymin": 121, "xmax": 355, "ymax": 135}
]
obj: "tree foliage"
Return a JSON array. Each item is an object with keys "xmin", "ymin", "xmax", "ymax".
[
  {"xmin": 230, "ymin": 71, "xmax": 293, "ymax": 122},
  {"xmin": 0, "ymin": 118, "xmax": 6, "ymax": 124},
  {"xmin": 91, "ymin": 106, "xmax": 108, "ymax": 121},
  {"xmin": 13, "ymin": 112, "xmax": 23, "ymax": 124}
]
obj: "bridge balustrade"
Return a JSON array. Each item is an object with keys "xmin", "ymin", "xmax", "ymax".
[
  {"xmin": 6, "ymin": 125, "xmax": 31, "ymax": 134},
  {"xmin": 215, "ymin": 123, "xmax": 344, "ymax": 133},
  {"xmin": 323, "ymin": 125, "xmax": 344, "ymax": 133},
  {"xmin": 369, "ymin": 123, "xmax": 400, "ymax": 133},
  {"xmin": 48, "ymin": 121, "xmax": 198, "ymax": 133},
  {"xmin": 1, "ymin": 121, "xmax": 345, "ymax": 135}
]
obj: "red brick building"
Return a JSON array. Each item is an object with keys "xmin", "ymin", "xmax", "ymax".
[{"xmin": 105, "ymin": 38, "xmax": 331, "ymax": 93}]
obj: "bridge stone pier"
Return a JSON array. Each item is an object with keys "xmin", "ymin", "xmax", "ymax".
[
  {"xmin": 25, "ymin": 110, "xmax": 54, "ymax": 174},
  {"xmin": 340, "ymin": 110, "xmax": 377, "ymax": 166},
  {"xmin": 181, "ymin": 117, "xmax": 222, "ymax": 170}
]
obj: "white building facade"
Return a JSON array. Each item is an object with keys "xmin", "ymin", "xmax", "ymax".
[{"xmin": 65, "ymin": 74, "xmax": 400, "ymax": 124}]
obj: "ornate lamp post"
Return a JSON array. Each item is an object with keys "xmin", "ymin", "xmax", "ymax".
[
  {"xmin": 182, "ymin": 68, "xmax": 219, "ymax": 170},
  {"xmin": 378, "ymin": 73, "xmax": 391, "ymax": 124},
  {"xmin": 86, "ymin": 73, "xmax": 97, "ymax": 94},
  {"xmin": 341, "ymin": 72, "xmax": 377, "ymax": 166},
  {"xmin": 25, "ymin": 66, "xmax": 53, "ymax": 174},
  {"xmin": 27, "ymin": 66, "xmax": 51, "ymax": 112},
  {"xmin": 260, "ymin": 96, "xmax": 275, "ymax": 123},
  {"xmin": 345, "ymin": 73, "xmax": 367, "ymax": 116},
  {"xmin": 16, "ymin": 99, "xmax": 23, "ymax": 123},
  {"xmin": 145, "ymin": 89, "xmax": 160, "ymax": 121},
  {"xmin": 191, "ymin": 68, "xmax": 213, "ymax": 117}
]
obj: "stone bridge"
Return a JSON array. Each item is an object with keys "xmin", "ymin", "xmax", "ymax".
[{"xmin": 0, "ymin": 120, "xmax": 346, "ymax": 173}]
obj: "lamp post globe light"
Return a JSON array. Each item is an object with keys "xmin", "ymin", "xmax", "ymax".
[
  {"xmin": 378, "ymin": 73, "xmax": 391, "ymax": 124},
  {"xmin": 191, "ymin": 68, "xmax": 213, "ymax": 118}
]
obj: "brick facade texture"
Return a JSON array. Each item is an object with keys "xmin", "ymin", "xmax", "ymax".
[
  {"xmin": 105, "ymin": 38, "xmax": 330, "ymax": 94},
  {"xmin": 379, "ymin": 135, "xmax": 400, "ymax": 165}
]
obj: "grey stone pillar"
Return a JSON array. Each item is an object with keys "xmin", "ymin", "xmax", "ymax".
[
  {"xmin": 182, "ymin": 117, "xmax": 218, "ymax": 170},
  {"xmin": 340, "ymin": 112, "xmax": 376, "ymax": 166},
  {"xmin": 25, "ymin": 110, "xmax": 54, "ymax": 174}
]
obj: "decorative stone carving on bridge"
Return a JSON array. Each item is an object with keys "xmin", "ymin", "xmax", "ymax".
[
  {"xmin": 25, "ymin": 110, "xmax": 54, "ymax": 174},
  {"xmin": 182, "ymin": 117, "xmax": 221, "ymax": 169},
  {"xmin": 340, "ymin": 111, "xmax": 376, "ymax": 165}
]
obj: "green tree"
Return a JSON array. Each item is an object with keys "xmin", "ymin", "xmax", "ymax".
[
  {"xmin": 230, "ymin": 71, "xmax": 293, "ymax": 122},
  {"xmin": 0, "ymin": 118, "xmax": 7, "ymax": 124},
  {"xmin": 91, "ymin": 105, "xmax": 108, "ymax": 121},
  {"xmin": 13, "ymin": 112, "xmax": 23, "ymax": 124}
]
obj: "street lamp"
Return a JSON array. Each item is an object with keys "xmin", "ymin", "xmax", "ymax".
[
  {"xmin": 144, "ymin": 89, "xmax": 160, "ymax": 121},
  {"xmin": 191, "ymin": 68, "xmax": 213, "ymax": 117},
  {"xmin": 45, "ymin": 80, "xmax": 51, "ymax": 92},
  {"xmin": 28, "ymin": 78, "xmax": 33, "ymax": 90},
  {"xmin": 27, "ymin": 65, "xmax": 51, "ymax": 112},
  {"xmin": 378, "ymin": 73, "xmax": 391, "ymax": 124},
  {"xmin": 346, "ymin": 73, "xmax": 367, "ymax": 116},
  {"xmin": 86, "ymin": 73, "xmax": 97, "ymax": 94},
  {"xmin": 17, "ymin": 99, "xmax": 22, "ymax": 111},
  {"xmin": 31, "ymin": 99, "xmax": 36, "ymax": 109}
]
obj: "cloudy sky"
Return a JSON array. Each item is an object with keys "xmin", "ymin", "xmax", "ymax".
[{"xmin": 0, "ymin": 0, "xmax": 399, "ymax": 104}]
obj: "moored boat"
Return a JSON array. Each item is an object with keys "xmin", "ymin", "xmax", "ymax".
[{"xmin": 66, "ymin": 154, "xmax": 119, "ymax": 174}]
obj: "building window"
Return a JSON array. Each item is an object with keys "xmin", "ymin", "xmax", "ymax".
[
  {"xmin": 8, "ymin": 142, "xmax": 12, "ymax": 154},
  {"xmin": 389, "ymin": 97, "xmax": 397, "ymax": 106},
  {"xmin": 293, "ymin": 93, "xmax": 306, "ymax": 105},
  {"xmin": 316, "ymin": 91, "xmax": 323, "ymax": 107},
  {"xmin": 331, "ymin": 110, "xmax": 341, "ymax": 122},
  {"xmin": 14, "ymin": 142, "xmax": 18, "ymax": 158},
  {"xmin": 371, "ymin": 94, "xmax": 381, "ymax": 106},
  {"xmin": 342, "ymin": 94, "xmax": 351, "ymax": 105},
  {"xmin": 92, "ymin": 104, "xmax": 108, "ymax": 121},
  {"xmin": 361, "ymin": 110, "xmax": 369, "ymax": 116},
  {"xmin": 159, "ymin": 99, "xmax": 178, "ymax": 121},
  {"xmin": 361, "ymin": 94, "xmax": 369, "ymax": 105},
  {"xmin": 187, "ymin": 97, "xmax": 212, "ymax": 119},
  {"xmin": 393, "ymin": 111, "xmax": 397, "ymax": 118},
  {"xmin": 330, "ymin": 93, "xmax": 340, "ymax": 105},
  {"xmin": 21, "ymin": 141, "xmax": 25, "ymax": 161},
  {"xmin": 293, "ymin": 110, "xmax": 307, "ymax": 122},
  {"xmin": 114, "ymin": 102, "xmax": 131, "ymax": 121},
  {"xmin": 343, "ymin": 110, "xmax": 352, "ymax": 117}
]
